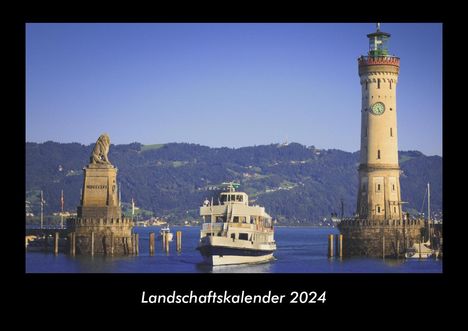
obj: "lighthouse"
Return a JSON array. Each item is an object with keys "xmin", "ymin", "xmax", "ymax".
[
  {"xmin": 338, "ymin": 24, "xmax": 424, "ymax": 257},
  {"xmin": 357, "ymin": 23, "xmax": 402, "ymax": 221}
]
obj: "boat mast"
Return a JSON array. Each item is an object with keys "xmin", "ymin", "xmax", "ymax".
[
  {"xmin": 61, "ymin": 189, "xmax": 64, "ymax": 229},
  {"xmin": 427, "ymin": 182, "xmax": 431, "ymax": 246},
  {"xmin": 40, "ymin": 190, "xmax": 44, "ymax": 229},
  {"xmin": 340, "ymin": 198, "xmax": 344, "ymax": 219}
]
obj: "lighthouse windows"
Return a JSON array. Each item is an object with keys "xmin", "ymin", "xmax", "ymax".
[
  {"xmin": 390, "ymin": 128, "xmax": 393, "ymax": 137},
  {"xmin": 374, "ymin": 178, "xmax": 383, "ymax": 193},
  {"xmin": 389, "ymin": 80, "xmax": 392, "ymax": 89},
  {"xmin": 377, "ymin": 79, "xmax": 381, "ymax": 89},
  {"xmin": 377, "ymin": 150, "xmax": 381, "ymax": 159}
]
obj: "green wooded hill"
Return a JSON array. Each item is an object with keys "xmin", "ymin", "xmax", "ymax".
[{"xmin": 26, "ymin": 141, "xmax": 442, "ymax": 225}]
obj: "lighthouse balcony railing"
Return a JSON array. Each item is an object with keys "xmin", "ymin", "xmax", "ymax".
[{"xmin": 358, "ymin": 55, "xmax": 400, "ymax": 66}]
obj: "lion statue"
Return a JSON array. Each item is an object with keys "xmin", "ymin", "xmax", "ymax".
[{"xmin": 90, "ymin": 133, "xmax": 111, "ymax": 165}]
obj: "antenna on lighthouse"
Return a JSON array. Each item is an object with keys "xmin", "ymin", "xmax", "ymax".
[{"xmin": 376, "ymin": 22, "xmax": 381, "ymax": 32}]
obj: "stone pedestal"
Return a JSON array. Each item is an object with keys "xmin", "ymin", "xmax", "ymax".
[
  {"xmin": 70, "ymin": 218, "xmax": 133, "ymax": 255},
  {"xmin": 77, "ymin": 164, "xmax": 120, "ymax": 219},
  {"xmin": 69, "ymin": 163, "xmax": 134, "ymax": 255},
  {"xmin": 338, "ymin": 218, "xmax": 425, "ymax": 257}
]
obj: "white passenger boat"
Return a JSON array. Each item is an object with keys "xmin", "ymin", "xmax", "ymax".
[{"xmin": 197, "ymin": 182, "xmax": 276, "ymax": 266}]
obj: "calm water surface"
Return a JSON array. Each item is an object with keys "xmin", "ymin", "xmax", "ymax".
[{"xmin": 26, "ymin": 226, "xmax": 442, "ymax": 273}]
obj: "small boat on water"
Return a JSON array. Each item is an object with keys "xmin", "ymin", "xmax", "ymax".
[
  {"xmin": 197, "ymin": 182, "xmax": 276, "ymax": 266},
  {"xmin": 405, "ymin": 183, "xmax": 438, "ymax": 259},
  {"xmin": 405, "ymin": 240, "xmax": 435, "ymax": 259},
  {"xmin": 158, "ymin": 225, "xmax": 173, "ymax": 241}
]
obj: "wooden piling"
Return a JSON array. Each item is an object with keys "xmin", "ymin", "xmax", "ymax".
[
  {"xmin": 68, "ymin": 233, "xmax": 72, "ymax": 255},
  {"xmin": 338, "ymin": 234, "xmax": 343, "ymax": 258},
  {"xmin": 419, "ymin": 240, "xmax": 422, "ymax": 259},
  {"xmin": 382, "ymin": 235, "xmax": 385, "ymax": 259},
  {"xmin": 165, "ymin": 233, "xmax": 170, "ymax": 254},
  {"xmin": 396, "ymin": 239, "xmax": 400, "ymax": 258},
  {"xmin": 149, "ymin": 232, "xmax": 155, "ymax": 255},
  {"xmin": 70, "ymin": 232, "xmax": 76, "ymax": 256},
  {"xmin": 110, "ymin": 233, "xmax": 114, "ymax": 256},
  {"xmin": 54, "ymin": 232, "xmax": 59, "ymax": 255},
  {"xmin": 176, "ymin": 231, "xmax": 182, "ymax": 252},
  {"xmin": 135, "ymin": 233, "xmax": 139, "ymax": 255},
  {"xmin": 328, "ymin": 234, "xmax": 334, "ymax": 258},
  {"xmin": 90, "ymin": 231, "xmax": 94, "ymax": 256},
  {"xmin": 73, "ymin": 233, "xmax": 76, "ymax": 255}
]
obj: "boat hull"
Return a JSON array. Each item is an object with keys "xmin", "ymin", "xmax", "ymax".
[
  {"xmin": 198, "ymin": 243, "xmax": 275, "ymax": 266},
  {"xmin": 405, "ymin": 252, "xmax": 434, "ymax": 259},
  {"xmin": 204, "ymin": 253, "xmax": 275, "ymax": 266}
]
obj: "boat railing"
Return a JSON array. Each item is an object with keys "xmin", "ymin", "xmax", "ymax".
[{"xmin": 202, "ymin": 223, "xmax": 225, "ymax": 232}]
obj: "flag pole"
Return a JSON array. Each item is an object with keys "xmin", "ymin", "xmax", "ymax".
[{"xmin": 132, "ymin": 198, "xmax": 135, "ymax": 222}]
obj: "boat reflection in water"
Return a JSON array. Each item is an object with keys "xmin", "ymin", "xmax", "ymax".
[{"xmin": 196, "ymin": 260, "xmax": 274, "ymax": 273}]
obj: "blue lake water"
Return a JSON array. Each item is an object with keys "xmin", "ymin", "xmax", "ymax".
[{"xmin": 26, "ymin": 226, "xmax": 442, "ymax": 273}]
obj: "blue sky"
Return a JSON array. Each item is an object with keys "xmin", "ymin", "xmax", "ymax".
[{"xmin": 26, "ymin": 23, "xmax": 442, "ymax": 156}]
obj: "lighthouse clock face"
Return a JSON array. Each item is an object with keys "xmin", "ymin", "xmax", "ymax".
[{"xmin": 371, "ymin": 102, "xmax": 385, "ymax": 115}]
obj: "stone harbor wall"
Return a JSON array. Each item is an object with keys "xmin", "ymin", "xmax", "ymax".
[{"xmin": 338, "ymin": 219, "xmax": 425, "ymax": 257}]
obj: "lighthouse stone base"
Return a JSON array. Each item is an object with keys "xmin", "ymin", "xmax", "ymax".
[{"xmin": 338, "ymin": 218, "xmax": 425, "ymax": 257}]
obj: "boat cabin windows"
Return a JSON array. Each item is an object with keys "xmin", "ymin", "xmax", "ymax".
[
  {"xmin": 238, "ymin": 233, "xmax": 249, "ymax": 241},
  {"xmin": 250, "ymin": 216, "xmax": 256, "ymax": 224},
  {"xmin": 231, "ymin": 216, "xmax": 247, "ymax": 223},
  {"xmin": 231, "ymin": 233, "xmax": 235, "ymax": 240},
  {"xmin": 216, "ymin": 216, "xmax": 226, "ymax": 223},
  {"xmin": 220, "ymin": 193, "xmax": 245, "ymax": 203}
]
